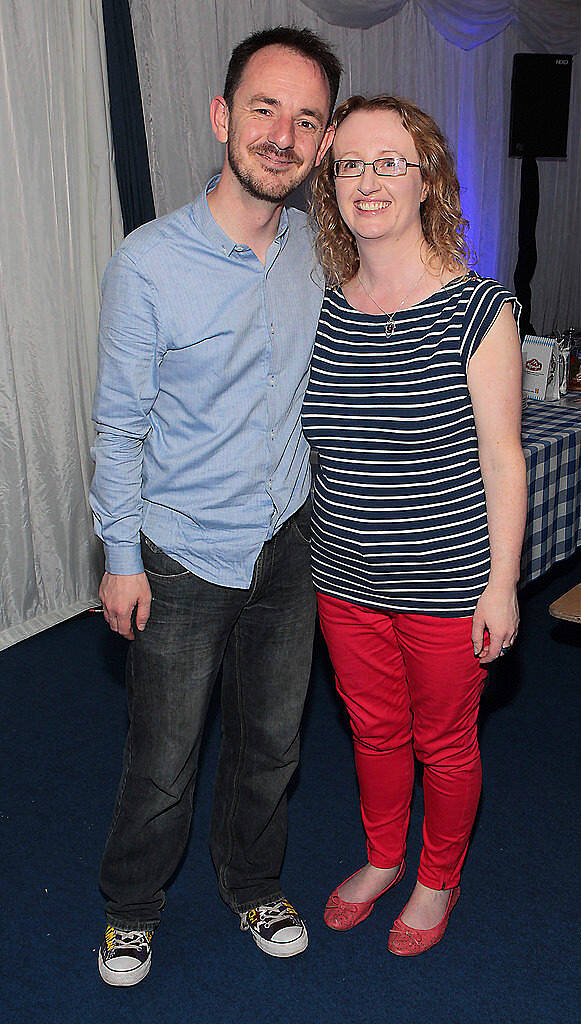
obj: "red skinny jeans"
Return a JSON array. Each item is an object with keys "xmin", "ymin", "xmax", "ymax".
[{"xmin": 317, "ymin": 593, "xmax": 487, "ymax": 890}]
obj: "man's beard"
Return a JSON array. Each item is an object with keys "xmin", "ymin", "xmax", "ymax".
[{"xmin": 227, "ymin": 136, "xmax": 307, "ymax": 202}]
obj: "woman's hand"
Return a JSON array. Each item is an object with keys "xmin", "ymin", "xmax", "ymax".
[{"xmin": 472, "ymin": 581, "xmax": 519, "ymax": 663}]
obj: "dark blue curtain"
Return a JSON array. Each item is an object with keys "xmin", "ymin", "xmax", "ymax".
[{"xmin": 102, "ymin": 0, "xmax": 155, "ymax": 235}]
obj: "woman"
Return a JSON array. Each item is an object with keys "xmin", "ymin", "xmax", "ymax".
[{"xmin": 302, "ymin": 95, "xmax": 527, "ymax": 956}]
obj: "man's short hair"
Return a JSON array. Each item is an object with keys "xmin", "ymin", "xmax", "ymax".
[{"xmin": 224, "ymin": 26, "xmax": 342, "ymax": 124}]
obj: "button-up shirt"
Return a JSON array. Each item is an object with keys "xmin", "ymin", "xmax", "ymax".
[{"xmin": 90, "ymin": 178, "xmax": 323, "ymax": 586}]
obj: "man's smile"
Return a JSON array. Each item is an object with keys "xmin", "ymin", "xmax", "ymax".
[{"xmin": 252, "ymin": 145, "xmax": 301, "ymax": 169}]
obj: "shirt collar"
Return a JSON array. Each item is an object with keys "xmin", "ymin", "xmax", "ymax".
[{"xmin": 190, "ymin": 175, "xmax": 290, "ymax": 256}]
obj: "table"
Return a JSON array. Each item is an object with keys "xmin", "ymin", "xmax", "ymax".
[
  {"xmin": 549, "ymin": 584, "xmax": 581, "ymax": 623},
  {"xmin": 520, "ymin": 394, "xmax": 581, "ymax": 584}
]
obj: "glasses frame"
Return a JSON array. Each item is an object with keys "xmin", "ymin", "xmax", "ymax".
[{"xmin": 333, "ymin": 157, "xmax": 421, "ymax": 178}]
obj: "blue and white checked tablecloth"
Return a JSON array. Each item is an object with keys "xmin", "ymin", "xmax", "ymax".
[{"xmin": 520, "ymin": 395, "xmax": 581, "ymax": 584}]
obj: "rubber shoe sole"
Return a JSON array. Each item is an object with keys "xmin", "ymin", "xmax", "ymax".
[
  {"xmin": 249, "ymin": 925, "xmax": 308, "ymax": 958},
  {"xmin": 98, "ymin": 948, "xmax": 152, "ymax": 986}
]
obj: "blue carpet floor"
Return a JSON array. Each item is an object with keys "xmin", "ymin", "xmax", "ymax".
[{"xmin": 2, "ymin": 553, "xmax": 579, "ymax": 1024}]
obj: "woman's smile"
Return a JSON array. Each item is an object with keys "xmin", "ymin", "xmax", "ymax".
[{"xmin": 353, "ymin": 198, "xmax": 392, "ymax": 212}]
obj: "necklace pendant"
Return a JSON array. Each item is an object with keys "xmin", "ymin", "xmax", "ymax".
[{"xmin": 385, "ymin": 320, "xmax": 396, "ymax": 337}]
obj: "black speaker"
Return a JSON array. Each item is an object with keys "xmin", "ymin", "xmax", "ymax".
[{"xmin": 509, "ymin": 54, "xmax": 573, "ymax": 158}]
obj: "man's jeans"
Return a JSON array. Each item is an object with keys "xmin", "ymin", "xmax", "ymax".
[{"xmin": 99, "ymin": 500, "xmax": 316, "ymax": 930}]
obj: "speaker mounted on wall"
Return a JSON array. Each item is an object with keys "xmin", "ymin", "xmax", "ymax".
[{"xmin": 509, "ymin": 53, "xmax": 573, "ymax": 158}]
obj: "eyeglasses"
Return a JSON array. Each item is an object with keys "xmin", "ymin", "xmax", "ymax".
[{"xmin": 333, "ymin": 157, "xmax": 420, "ymax": 178}]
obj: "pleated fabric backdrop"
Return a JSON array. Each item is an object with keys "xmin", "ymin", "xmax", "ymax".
[
  {"xmin": 130, "ymin": 0, "xmax": 580, "ymax": 334},
  {"xmin": 0, "ymin": 1, "xmax": 123, "ymax": 650}
]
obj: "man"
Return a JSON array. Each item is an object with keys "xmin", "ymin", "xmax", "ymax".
[{"xmin": 91, "ymin": 26, "xmax": 341, "ymax": 986}]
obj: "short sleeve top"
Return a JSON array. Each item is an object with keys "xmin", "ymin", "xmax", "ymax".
[{"xmin": 301, "ymin": 273, "xmax": 520, "ymax": 617}]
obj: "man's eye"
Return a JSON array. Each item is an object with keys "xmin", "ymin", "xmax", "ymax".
[
  {"xmin": 298, "ymin": 120, "xmax": 317, "ymax": 131},
  {"xmin": 255, "ymin": 108, "xmax": 272, "ymax": 116}
]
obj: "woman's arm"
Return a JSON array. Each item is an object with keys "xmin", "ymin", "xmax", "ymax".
[{"xmin": 467, "ymin": 302, "xmax": 527, "ymax": 664}]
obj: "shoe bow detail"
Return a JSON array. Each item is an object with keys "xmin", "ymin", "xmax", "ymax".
[
  {"xmin": 388, "ymin": 886, "xmax": 460, "ymax": 956},
  {"xmin": 324, "ymin": 860, "xmax": 406, "ymax": 932}
]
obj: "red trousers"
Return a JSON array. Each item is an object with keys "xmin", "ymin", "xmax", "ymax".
[{"xmin": 317, "ymin": 593, "xmax": 487, "ymax": 890}]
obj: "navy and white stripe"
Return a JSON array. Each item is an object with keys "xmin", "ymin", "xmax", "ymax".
[{"xmin": 302, "ymin": 273, "xmax": 519, "ymax": 616}]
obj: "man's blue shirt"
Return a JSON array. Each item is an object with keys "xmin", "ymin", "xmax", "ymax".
[{"xmin": 90, "ymin": 178, "xmax": 323, "ymax": 587}]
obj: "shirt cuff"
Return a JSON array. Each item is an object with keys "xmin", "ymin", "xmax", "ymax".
[{"xmin": 104, "ymin": 544, "xmax": 145, "ymax": 575}]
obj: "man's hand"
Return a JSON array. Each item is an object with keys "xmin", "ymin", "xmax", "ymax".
[{"xmin": 99, "ymin": 572, "xmax": 152, "ymax": 640}]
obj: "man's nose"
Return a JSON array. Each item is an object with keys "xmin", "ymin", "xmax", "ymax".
[{"xmin": 268, "ymin": 114, "xmax": 295, "ymax": 150}]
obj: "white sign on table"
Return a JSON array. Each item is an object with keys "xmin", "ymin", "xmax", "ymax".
[{"xmin": 521, "ymin": 335, "xmax": 560, "ymax": 401}]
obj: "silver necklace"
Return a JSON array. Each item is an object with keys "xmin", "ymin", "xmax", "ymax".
[{"xmin": 357, "ymin": 267, "xmax": 428, "ymax": 336}]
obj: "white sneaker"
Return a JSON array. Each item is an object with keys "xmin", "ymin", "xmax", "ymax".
[
  {"xmin": 98, "ymin": 924, "xmax": 153, "ymax": 986},
  {"xmin": 240, "ymin": 898, "xmax": 308, "ymax": 958}
]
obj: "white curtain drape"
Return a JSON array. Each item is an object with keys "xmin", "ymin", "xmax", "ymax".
[
  {"xmin": 300, "ymin": 0, "xmax": 581, "ymax": 51},
  {"xmin": 130, "ymin": 0, "xmax": 580, "ymax": 335},
  {"xmin": 0, "ymin": 0, "xmax": 123, "ymax": 650}
]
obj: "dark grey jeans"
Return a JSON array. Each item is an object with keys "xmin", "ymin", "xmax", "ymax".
[{"xmin": 99, "ymin": 500, "xmax": 316, "ymax": 930}]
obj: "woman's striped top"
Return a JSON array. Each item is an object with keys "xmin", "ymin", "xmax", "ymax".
[{"xmin": 302, "ymin": 273, "xmax": 520, "ymax": 617}]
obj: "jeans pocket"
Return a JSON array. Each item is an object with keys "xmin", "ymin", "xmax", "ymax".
[
  {"xmin": 290, "ymin": 498, "xmax": 312, "ymax": 545},
  {"xmin": 141, "ymin": 534, "xmax": 190, "ymax": 578}
]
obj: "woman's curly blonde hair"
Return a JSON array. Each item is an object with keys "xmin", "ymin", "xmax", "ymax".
[{"xmin": 310, "ymin": 95, "xmax": 472, "ymax": 286}]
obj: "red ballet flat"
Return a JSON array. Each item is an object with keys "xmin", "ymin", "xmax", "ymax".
[
  {"xmin": 324, "ymin": 861, "xmax": 406, "ymax": 931},
  {"xmin": 387, "ymin": 886, "xmax": 460, "ymax": 956}
]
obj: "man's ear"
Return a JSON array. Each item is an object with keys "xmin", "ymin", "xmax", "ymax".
[
  {"xmin": 209, "ymin": 95, "xmax": 229, "ymax": 143},
  {"xmin": 314, "ymin": 125, "xmax": 335, "ymax": 167}
]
